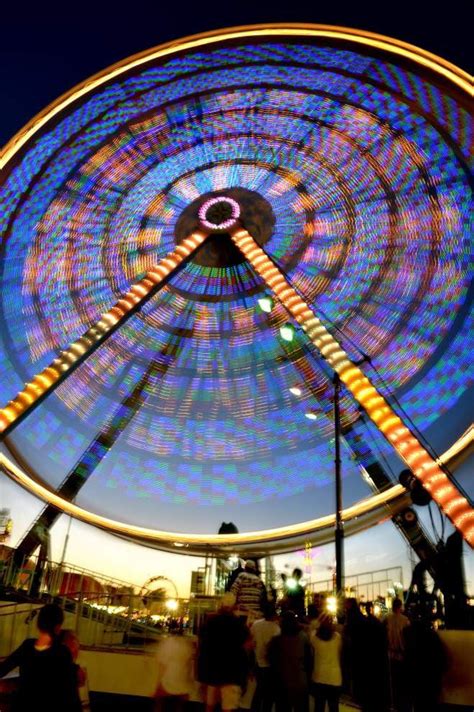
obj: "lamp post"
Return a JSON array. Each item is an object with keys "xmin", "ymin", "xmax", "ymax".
[{"xmin": 333, "ymin": 374, "xmax": 344, "ymax": 611}]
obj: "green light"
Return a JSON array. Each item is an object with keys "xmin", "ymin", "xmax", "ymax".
[
  {"xmin": 280, "ymin": 323, "xmax": 295, "ymax": 342},
  {"xmin": 257, "ymin": 296, "xmax": 274, "ymax": 313}
]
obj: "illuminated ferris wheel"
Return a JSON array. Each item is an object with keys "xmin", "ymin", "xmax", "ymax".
[{"xmin": 0, "ymin": 25, "xmax": 472, "ymax": 558}]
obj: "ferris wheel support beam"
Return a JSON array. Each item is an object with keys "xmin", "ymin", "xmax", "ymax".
[
  {"xmin": 0, "ymin": 229, "xmax": 208, "ymax": 440},
  {"xmin": 230, "ymin": 226, "xmax": 474, "ymax": 547}
]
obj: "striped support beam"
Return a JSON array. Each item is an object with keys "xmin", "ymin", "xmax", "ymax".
[
  {"xmin": 230, "ymin": 226, "xmax": 474, "ymax": 546},
  {"xmin": 0, "ymin": 229, "xmax": 208, "ymax": 438}
]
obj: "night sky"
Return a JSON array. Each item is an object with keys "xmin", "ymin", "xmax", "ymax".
[{"xmin": 0, "ymin": 0, "xmax": 472, "ymax": 593}]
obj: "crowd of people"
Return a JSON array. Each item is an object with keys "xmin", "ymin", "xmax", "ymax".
[
  {"xmin": 0, "ymin": 561, "xmax": 448, "ymax": 712},
  {"xmin": 154, "ymin": 561, "xmax": 447, "ymax": 712}
]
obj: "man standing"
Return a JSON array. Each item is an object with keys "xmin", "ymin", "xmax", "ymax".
[
  {"xmin": 251, "ymin": 602, "xmax": 280, "ymax": 712},
  {"xmin": 197, "ymin": 593, "xmax": 250, "ymax": 712},
  {"xmin": 385, "ymin": 598, "xmax": 410, "ymax": 712},
  {"xmin": 231, "ymin": 560, "xmax": 267, "ymax": 622}
]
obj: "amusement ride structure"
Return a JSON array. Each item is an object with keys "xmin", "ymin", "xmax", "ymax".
[{"xmin": 0, "ymin": 26, "xmax": 472, "ymax": 594}]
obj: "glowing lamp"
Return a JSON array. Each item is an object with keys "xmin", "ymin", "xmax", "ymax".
[
  {"xmin": 326, "ymin": 596, "xmax": 337, "ymax": 614},
  {"xmin": 166, "ymin": 599, "xmax": 179, "ymax": 612},
  {"xmin": 289, "ymin": 386, "xmax": 302, "ymax": 397},
  {"xmin": 257, "ymin": 296, "xmax": 274, "ymax": 313},
  {"xmin": 280, "ymin": 323, "xmax": 296, "ymax": 342}
]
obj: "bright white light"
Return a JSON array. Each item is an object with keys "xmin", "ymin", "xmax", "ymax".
[
  {"xmin": 327, "ymin": 596, "xmax": 337, "ymax": 614},
  {"xmin": 305, "ymin": 411, "xmax": 318, "ymax": 420},
  {"xmin": 173, "ymin": 542, "xmax": 185, "ymax": 548},
  {"xmin": 374, "ymin": 604, "xmax": 381, "ymax": 617},
  {"xmin": 280, "ymin": 324, "xmax": 295, "ymax": 342},
  {"xmin": 166, "ymin": 599, "xmax": 179, "ymax": 612},
  {"xmin": 289, "ymin": 386, "xmax": 302, "ymax": 397},
  {"xmin": 257, "ymin": 297, "xmax": 274, "ymax": 313},
  {"xmin": 285, "ymin": 577, "xmax": 298, "ymax": 590}
]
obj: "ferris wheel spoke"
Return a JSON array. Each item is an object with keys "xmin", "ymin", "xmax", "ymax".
[
  {"xmin": 229, "ymin": 225, "xmax": 474, "ymax": 546},
  {"xmin": 0, "ymin": 229, "xmax": 208, "ymax": 440}
]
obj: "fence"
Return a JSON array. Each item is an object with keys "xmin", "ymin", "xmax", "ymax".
[
  {"xmin": 0, "ymin": 553, "xmax": 213, "ymax": 656},
  {"xmin": 306, "ymin": 565, "xmax": 404, "ymax": 602}
]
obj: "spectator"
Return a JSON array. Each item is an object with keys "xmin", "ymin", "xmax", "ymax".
[
  {"xmin": 231, "ymin": 560, "xmax": 267, "ymax": 622},
  {"xmin": 310, "ymin": 614, "xmax": 342, "ymax": 712},
  {"xmin": 153, "ymin": 629, "xmax": 194, "ymax": 711},
  {"xmin": 362, "ymin": 603, "xmax": 390, "ymax": 712},
  {"xmin": 385, "ymin": 598, "xmax": 410, "ymax": 712},
  {"xmin": 342, "ymin": 598, "xmax": 380, "ymax": 712},
  {"xmin": 58, "ymin": 629, "xmax": 88, "ymax": 698},
  {"xmin": 197, "ymin": 593, "xmax": 250, "ymax": 712},
  {"xmin": 306, "ymin": 601, "xmax": 322, "ymax": 635},
  {"xmin": 251, "ymin": 602, "xmax": 280, "ymax": 712},
  {"xmin": 0, "ymin": 603, "xmax": 81, "ymax": 712},
  {"xmin": 269, "ymin": 611, "xmax": 312, "ymax": 712},
  {"xmin": 404, "ymin": 620, "xmax": 446, "ymax": 712}
]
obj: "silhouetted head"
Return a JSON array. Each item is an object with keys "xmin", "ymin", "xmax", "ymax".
[
  {"xmin": 292, "ymin": 568, "xmax": 303, "ymax": 581},
  {"xmin": 245, "ymin": 560, "xmax": 257, "ymax": 574},
  {"xmin": 219, "ymin": 592, "xmax": 236, "ymax": 613},
  {"xmin": 317, "ymin": 614, "xmax": 335, "ymax": 641},
  {"xmin": 37, "ymin": 603, "xmax": 64, "ymax": 637},
  {"xmin": 281, "ymin": 611, "xmax": 299, "ymax": 636},
  {"xmin": 263, "ymin": 601, "xmax": 277, "ymax": 620},
  {"xmin": 344, "ymin": 597, "xmax": 363, "ymax": 624},
  {"xmin": 392, "ymin": 598, "xmax": 403, "ymax": 613}
]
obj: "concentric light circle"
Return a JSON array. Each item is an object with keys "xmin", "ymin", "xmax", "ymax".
[
  {"xmin": 198, "ymin": 196, "xmax": 241, "ymax": 231},
  {"xmin": 0, "ymin": 25, "xmax": 471, "ymax": 546}
]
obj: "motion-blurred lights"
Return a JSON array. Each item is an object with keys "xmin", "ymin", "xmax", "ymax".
[
  {"xmin": 257, "ymin": 296, "xmax": 274, "ymax": 313},
  {"xmin": 280, "ymin": 323, "xmax": 295, "ymax": 342},
  {"xmin": 305, "ymin": 411, "xmax": 318, "ymax": 421}
]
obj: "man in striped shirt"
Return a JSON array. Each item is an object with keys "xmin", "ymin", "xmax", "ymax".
[{"xmin": 231, "ymin": 560, "xmax": 267, "ymax": 622}]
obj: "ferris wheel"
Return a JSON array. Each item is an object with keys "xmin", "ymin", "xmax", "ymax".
[{"xmin": 0, "ymin": 25, "xmax": 472, "ymax": 557}]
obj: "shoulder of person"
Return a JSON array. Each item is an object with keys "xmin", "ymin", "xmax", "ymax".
[
  {"xmin": 22, "ymin": 638, "xmax": 36, "ymax": 648},
  {"xmin": 54, "ymin": 641, "xmax": 74, "ymax": 661}
]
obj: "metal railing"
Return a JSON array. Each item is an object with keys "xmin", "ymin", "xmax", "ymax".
[
  {"xmin": 306, "ymin": 565, "xmax": 404, "ymax": 602},
  {"xmin": 0, "ymin": 552, "xmax": 219, "ymax": 656}
]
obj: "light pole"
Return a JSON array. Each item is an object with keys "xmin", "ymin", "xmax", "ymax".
[{"xmin": 333, "ymin": 374, "xmax": 344, "ymax": 609}]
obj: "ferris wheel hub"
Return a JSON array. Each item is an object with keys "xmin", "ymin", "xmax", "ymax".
[{"xmin": 199, "ymin": 196, "xmax": 241, "ymax": 231}]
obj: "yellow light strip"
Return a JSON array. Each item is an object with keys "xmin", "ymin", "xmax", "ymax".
[
  {"xmin": 1, "ymin": 430, "xmax": 469, "ymax": 550},
  {"xmin": 0, "ymin": 449, "xmax": 406, "ymax": 546},
  {"xmin": 0, "ymin": 24, "xmax": 471, "ymax": 170},
  {"xmin": 230, "ymin": 226, "xmax": 474, "ymax": 547},
  {"xmin": 0, "ymin": 230, "xmax": 208, "ymax": 435}
]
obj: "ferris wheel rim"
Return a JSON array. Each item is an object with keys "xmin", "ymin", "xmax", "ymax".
[
  {"xmin": 0, "ymin": 25, "xmax": 472, "ymax": 550},
  {"xmin": 0, "ymin": 23, "xmax": 471, "ymax": 172}
]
